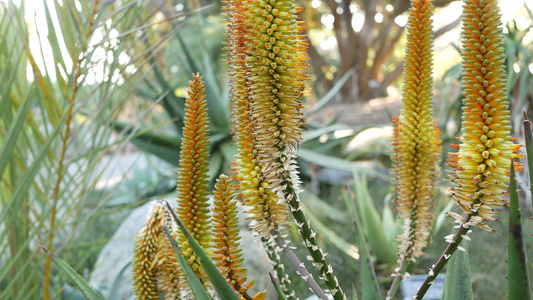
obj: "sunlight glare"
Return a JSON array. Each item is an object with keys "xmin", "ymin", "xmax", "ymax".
[
  {"xmin": 74, "ymin": 0, "xmax": 81, "ymax": 12},
  {"xmin": 374, "ymin": 12, "xmax": 383, "ymax": 23},
  {"xmin": 321, "ymin": 13, "xmax": 334, "ymax": 30},
  {"xmin": 394, "ymin": 15, "xmax": 407, "ymax": 27},
  {"xmin": 351, "ymin": 11, "xmax": 364, "ymax": 32}
]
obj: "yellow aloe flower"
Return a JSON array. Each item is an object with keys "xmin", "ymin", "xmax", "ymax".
[
  {"xmin": 132, "ymin": 202, "xmax": 165, "ymax": 300},
  {"xmin": 176, "ymin": 73, "xmax": 211, "ymax": 280},
  {"xmin": 225, "ymin": 1, "xmax": 344, "ymax": 298},
  {"xmin": 154, "ymin": 209, "xmax": 182, "ymax": 299},
  {"xmin": 244, "ymin": 0, "xmax": 309, "ymax": 186},
  {"xmin": 253, "ymin": 291, "xmax": 267, "ymax": 300},
  {"xmin": 392, "ymin": 0, "xmax": 441, "ymax": 262},
  {"xmin": 447, "ymin": 0, "xmax": 521, "ymax": 232},
  {"xmin": 212, "ymin": 174, "xmax": 256, "ymax": 298},
  {"xmin": 224, "ymin": 0, "xmax": 290, "ymax": 235},
  {"xmin": 155, "ymin": 237, "xmax": 181, "ymax": 299}
]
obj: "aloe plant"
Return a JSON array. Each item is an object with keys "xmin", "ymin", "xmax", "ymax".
[
  {"xmin": 22, "ymin": 0, "xmax": 533, "ymax": 299},
  {"xmin": 414, "ymin": 0, "xmax": 525, "ymax": 297}
]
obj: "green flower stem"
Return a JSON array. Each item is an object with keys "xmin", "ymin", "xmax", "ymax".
[
  {"xmin": 285, "ymin": 188, "xmax": 346, "ymax": 300},
  {"xmin": 269, "ymin": 273, "xmax": 289, "ymax": 300},
  {"xmin": 261, "ymin": 236, "xmax": 295, "ymax": 300},
  {"xmin": 385, "ymin": 259, "xmax": 408, "ymax": 300},
  {"xmin": 273, "ymin": 233, "xmax": 329, "ymax": 300},
  {"xmin": 414, "ymin": 214, "xmax": 471, "ymax": 299}
]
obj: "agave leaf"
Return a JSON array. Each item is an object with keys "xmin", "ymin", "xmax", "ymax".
[
  {"xmin": 522, "ymin": 113, "xmax": 533, "ymax": 208},
  {"xmin": 300, "ymin": 190, "xmax": 349, "ymax": 223},
  {"xmin": 40, "ymin": 247, "xmax": 104, "ymax": 300},
  {"xmin": 381, "ymin": 200, "xmax": 397, "ymax": 243},
  {"xmin": 163, "ymin": 227, "xmax": 212, "ymax": 300},
  {"xmin": 219, "ymin": 139, "xmax": 237, "ymax": 165},
  {"xmin": 302, "ymin": 202, "xmax": 359, "ymax": 261},
  {"xmin": 150, "ymin": 63, "xmax": 186, "ymax": 132},
  {"xmin": 108, "ymin": 260, "xmax": 132, "ymax": 300},
  {"xmin": 432, "ymin": 200, "xmax": 455, "ymax": 237},
  {"xmin": 164, "ymin": 201, "xmax": 240, "ymax": 300},
  {"xmin": 305, "ymin": 69, "xmax": 354, "ymax": 117},
  {"xmin": 175, "ymin": 33, "xmax": 228, "ymax": 129},
  {"xmin": 113, "ymin": 121, "xmax": 181, "ymax": 166},
  {"xmin": 302, "ymin": 124, "xmax": 352, "ymax": 142},
  {"xmin": 352, "ymin": 168, "xmax": 397, "ymax": 264},
  {"xmin": 442, "ymin": 234, "xmax": 472, "ymax": 300},
  {"xmin": 507, "ymin": 164, "xmax": 531, "ymax": 300},
  {"xmin": 342, "ymin": 189, "xmax": 381, "ymax": 300},
  {"xmin": 301, "ymin": 136, "xmax": 348, "ymax": 156},
  {"xmin": 298, "ymin": 148, "xmax": 390, "ymax": 181},
  {"xmin": 351, "ymin": 284, "xmax": 359, "ymax": 300},
  {"xmin": 207, "ymin": 150, "xmax": 223, "ymax": 184}
]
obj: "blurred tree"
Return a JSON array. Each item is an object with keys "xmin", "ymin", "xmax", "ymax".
[{"xmin": 303, "ymin": 0, "xmax": 460, "ymax": 102}]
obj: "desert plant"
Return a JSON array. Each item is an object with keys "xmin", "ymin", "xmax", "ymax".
[
  {"xmin": 34, "ymin": 0, "xmax": 533, "ymax": 299},
  {"xmin": 0, "ymin": 0, "xmax": 185, "ymax": 298}
]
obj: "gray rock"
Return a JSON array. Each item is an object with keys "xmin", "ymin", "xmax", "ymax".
[{"xmin": 89, "ymin": 199, "xmax": 275, "ymax": 299}]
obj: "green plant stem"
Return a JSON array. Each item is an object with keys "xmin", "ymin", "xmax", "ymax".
[
  {"xmin": 415, "ymin": 214, "xmax": 471, "ymax": 299},
  {"xmin": 261, "ymin": 236, "xmax": 295, "ymax": 300},
  {"xmin": 522, "ymin": 111, "xmax": 533, "ymax": 216},
  {"xmin": 385, "ymin": 258, "xmax": 408, "ymax": 300},
  {"xmin": 43, "ymin": 2, "xmax": 99, "ymax": 298},
  {"xmin": 273, "ymin": 233, "xmax": 329, "ymax": 300},
  {"xmin": 269, "ymin": 273, "xmax": 289, "ymax": 300},
  {"xmin": 286, "ymin": 188, "xmax": 346, "ymax": 300}
]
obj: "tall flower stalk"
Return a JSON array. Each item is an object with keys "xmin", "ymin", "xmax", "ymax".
[
  {"xmin": 415, "ymin": 0, "xmax": 521, "ymax": 298},
  {"xmin": 132, "ymin": 203, "xmax": 166, "ymax": 300},
  {"xmin": 387, "ymin": 0, "xmax": 441, "ymax": 297},
  {"xmin": 224, "ymin": 1, "xmax": 294, "ymax": 294},
  {"xmin": 224, "ymin": 0, "xmax": 290, "ymax": 236},
  {"xmin": 224, "ymin": 0, "xmax": 345, "ymax": 298},
  {"xmin": 387, "ymin": 0, "xmax": 441, "ymax": 299},
  {"xmin": 446, "ymin": 0, "xmax": 519, "ymax": 231},
  {"xmin": 212, "ymin": 174, "xmax": 260, "ymax": 300},
  {"xmin": 176, "ymin": 73, "xmax": 212, "ymax": 283},
  {"xmin": 392, "ymin": 0, "xmax": 440, "ymax": 263}
]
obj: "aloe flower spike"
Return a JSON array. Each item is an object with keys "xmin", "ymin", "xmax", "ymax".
[
  {"xmin": 176, "ymin": 73, "xmax": 212, "ymax": 284},
  {"xmin": 392, "ymin": 0, "xmax": 441, "ymax": 264},
  {"xmin": 132, "ymin": 202, "xmax": 165, "ymax": 300}
]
